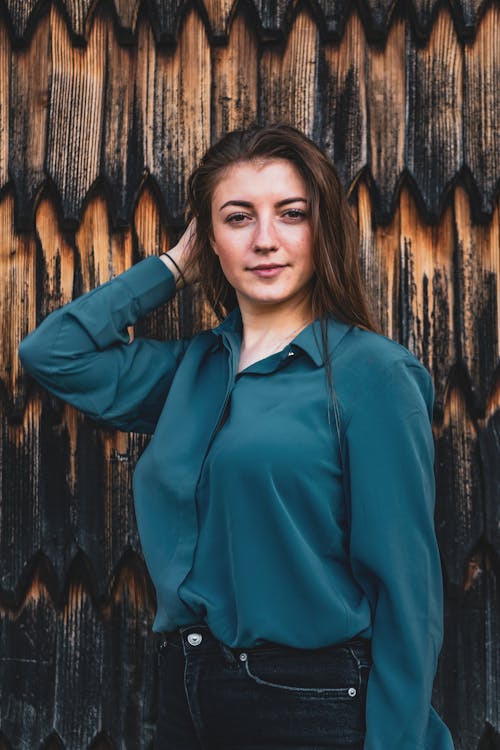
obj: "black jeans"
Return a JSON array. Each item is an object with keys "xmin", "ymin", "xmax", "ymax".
[{"xmin": 155, "ymin": 623, "xmax": 372, "ymax": 750}]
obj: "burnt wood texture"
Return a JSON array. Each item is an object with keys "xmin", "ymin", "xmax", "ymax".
[{"xmin": 0, "ymin": 1, "xmax": 499, "ymax": 748}]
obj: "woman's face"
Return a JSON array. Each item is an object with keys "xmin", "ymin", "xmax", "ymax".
[{"xmin": 209, "ymin": 158, "xmax": 315, "ymax": 311}]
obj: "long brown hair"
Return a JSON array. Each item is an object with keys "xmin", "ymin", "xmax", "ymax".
[{"xmin": 182, "ymin": 123, "xmax": 382, "ymax": 460}]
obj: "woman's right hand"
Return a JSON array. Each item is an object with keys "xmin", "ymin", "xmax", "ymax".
[{"xmin": 160, "ymin": 218, "xmax": 199, "ymax": 287}]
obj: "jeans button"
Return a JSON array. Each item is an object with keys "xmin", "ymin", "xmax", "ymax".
[
  {"xmin": 348, "ymin": 687, "xmax": 357, "ymax": 697},
  {"xmin": 187, "ymin": 633, "xmax": 203, "ymax": 646},
  {"xmin": 239, "ymin": 652, "xmax": 248, "ymax": 661}
]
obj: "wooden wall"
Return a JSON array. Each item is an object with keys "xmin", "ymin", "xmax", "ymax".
[{"xmin": 0, "ymin": 1, "xmax": 499, "ymax": 748}]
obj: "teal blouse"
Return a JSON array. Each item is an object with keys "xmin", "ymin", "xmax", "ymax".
[{"xmin": 18, "ymin": 255, "xmax": 455, "ymax": 750}]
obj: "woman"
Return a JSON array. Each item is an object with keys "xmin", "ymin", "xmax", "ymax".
[{"xmin": 18, "ymin": 124, "xmax": 454, "ymax": 749}]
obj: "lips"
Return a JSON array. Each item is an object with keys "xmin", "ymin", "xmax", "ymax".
[
  {"xmin": 251, "ymin": 264, "xmax": 285, "ymax": 270},
  {"xmin": 250, "ymin": 264, "xmax": 286, "ymax": 278}
]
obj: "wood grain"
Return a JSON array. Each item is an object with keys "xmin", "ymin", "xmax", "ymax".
[
  {"xmin": 260, "ymin": 9, "xmax": 319, "ymax": 135},
  {"xmin": 322, "ymin": 13, "xmax": 367, "ymax": 188},
  {"xmin": 45, "ymin": 5, "xmax": 105, "ymax": 227},
  {"xmin": 204, "ymin": 0, "xmax": 235, "ymax": 41},
  {"xmin": 367, "ymin": 18, "xmax": 406, "ymax": 221},
  {"xmin": 0, "ymin": 19, "xmax": 9, "ymax": 194},
  {"xmin": 153, "ymin": 8, "xmax": 211, "ymax": 219},
  {"xmin": 2, "ymin": 0, "xmax": 492, "ymax": 45},
  {"xmin": 101, "ymin": 10, "xmax": 139, "ymax": 228},
  {"xmin": 9, "ymin": 11, "xmax": 50, "ymax": 230},
  {"xmin": 0, "ymin": 564, "xmax": 57, "ymax": 746},
  {"xmin": 398, "ymin": 185, "xmax": 456, "ymax": 390},
  {"xmin": 464, "ymin": 4, "xmax": 500, "ymax": 216},
  {"xmin": 407, "ymin": 7, "xmax": 463, "ymax": 218},
  {"xmin": 453, "ymin": 186, "xmax": 499, "ymax": 407},
  {"xmin": 0, "ymin": 193, "xmax": 36, "ymax": 415},
  {"xmin": 435, "ymin": 386, "xmax": 483, "ymax": 588},
  {"xmin": 212, "ymin": 12, "xmax": 258, "ymax": 140}
]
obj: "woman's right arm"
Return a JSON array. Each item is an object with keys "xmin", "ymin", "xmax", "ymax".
[{"xmin": 18, "ymin": 254, "xmax": 191, "ymax": 435}]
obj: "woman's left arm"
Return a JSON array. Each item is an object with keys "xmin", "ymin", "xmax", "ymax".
[{"xmin": 342, "ymin": 354, "xmax": 452, "ymax": 750}]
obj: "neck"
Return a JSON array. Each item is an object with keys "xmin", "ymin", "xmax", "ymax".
[{"xmin": 238, "ymin": 293, "xmax": 314, "ymax": 350}]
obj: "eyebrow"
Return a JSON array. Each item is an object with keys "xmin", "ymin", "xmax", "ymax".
[{"xmin": 219, "ymin": 197, "xmax": 308, "ymax": 211}]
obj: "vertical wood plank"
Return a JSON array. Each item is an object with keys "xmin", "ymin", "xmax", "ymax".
[
  {"xmin": 101, "ymin": 431, "xmax": 143, "ymax": 582},
  {"xmin": 481, "ymin": 365, "xmax": 500, "ymax": 560},
  {"xmin": 399, "ymin": 186, "xmax": 455, "ymax": 388},
  {"xmin": 367, "ymin": 18, "xmax": 406, "ymax": 220},
  {"xmin": 322, "ymin": 13, "xmax": 367, "ymax": 187},
  {"xmin": 356, "ymin": 180, "xmax": 393, "ymax": 334},
  {"xmin": 154, "ymin": 8, "xmax": 211, "ymax": 218},
  {"xmin": 454, "ymin": 187, "xmax": 499, "ymax": 407},
  {"xmin": 0, "ymin": 19, "xmax": 10, "ymax": 193},
  {"xmin": 101, "ymin": 557, "xmax": 157, "ymax": 749},
  {"xmin": 101, "ymin": 12, "xmax": 139, "ymax": 227},
  {"xmin": 435, "ymin": 389, "xmax": 484, "ymax": 589},
  {"xmin": 0, "ymin": 567, "xmax": 57, "ymax": 749},
  {"xmin": 464, "ymin": 5, "xmax": 500, "ymax": 216},
  {"xmin": 439, "ymin": 545, "xmax": 489, "ymax": 747},
  {"xmin": 54, "ymin": 571, "xmax": 104, "ymax": 750},
  {"xmin": 45, "ymin": 5, "xmax": 105, "ymax": 226},
  {"xmin": 133, "ymin": 16, "xmax": 156, "ymax": 181},
  {"xmin": 1, "ymin": 398, "xmax": 41, "ymax": 594},
  {"xmin": 9, "ymin": 11, "xmax": 50, "ymax": 230},
  {"xmin": 0, "ymin": 193, "xmax": 36, "ymax": 415},
  {"xmin": 212, "ymin": 13, "xmax": 258, "ymax": 140},
  {"xmin": 35, "ymin": 196, "xmax": 75, "ymax": 316},
  {"xmin": 75, "ymin": 194, "xmax": 133, "ymax": 292},
  {"xmin": 36, "ymin": 398, "xmax": 78, "ymax": 589},
  {"xmin": 406, "ymin": 8, "xmax": 463, "ymax": 217},
  {"xmin": 260, "ymin": 10, "xmax": 319, "ymax": 135}
]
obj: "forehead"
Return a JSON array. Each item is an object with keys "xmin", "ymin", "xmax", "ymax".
[{"xmin": 212, "ymin": 158, "xmax": 307, "ymax": 202}]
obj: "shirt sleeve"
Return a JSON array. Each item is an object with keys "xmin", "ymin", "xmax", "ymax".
[
  {"xmin": 18, "ymin": 255, "xmax": 190, "ymax": 434},
  {"xmin": 342, "ymin": 354, "xmax": 444, "ymax": 750}
]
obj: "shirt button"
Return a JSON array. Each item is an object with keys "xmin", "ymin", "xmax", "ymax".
[
  {"xmin": 348, "ymin": 687, "xmax": 357, "ymax": 697},
  {"xmin": 288, "ymin": 350, "xmax": 295, "ymax": 356},
  {"xmin": 187, "ymin": 633, "xmax": 203, "ymax": 646},
  {"xmin": 239, "ymin": 652, "xmax": 248, "ymax": 661}
]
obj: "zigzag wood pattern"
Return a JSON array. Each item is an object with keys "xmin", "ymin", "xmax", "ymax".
[
  {"xmin": 1, "ymin": 0, "xmax": 496, "ymax": 43},
  {"xmin": 1, "ymin": 3, "xmax": 499, "ymax": 230}
]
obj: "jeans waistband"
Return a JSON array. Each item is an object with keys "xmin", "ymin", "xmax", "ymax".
[{"xmin": 158, "ymin": 623, "xmax": 371, "ymax": 659}]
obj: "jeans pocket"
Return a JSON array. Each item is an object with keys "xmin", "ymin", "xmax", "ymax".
[{"xmin": 242, "ymin": 645, "xmax": 361, "ymax": 698}]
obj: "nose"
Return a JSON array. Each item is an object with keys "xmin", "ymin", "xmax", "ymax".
[{"xmin": 253, "ymin": 215, "xmax": 278, "ymax": 252}]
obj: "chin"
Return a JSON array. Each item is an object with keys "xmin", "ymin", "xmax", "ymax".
[{"xmin": 239, "ymin": 291, "xmax": 296, "ymax": 306}]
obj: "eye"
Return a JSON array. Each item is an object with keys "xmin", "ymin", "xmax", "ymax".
[
  {"xmin": 284, "ymin": 209, "xmax": 307, "ymax": 219},
  {"xmin": 225, "ymin": 213, "xmax": 248, "ymax": 224}
]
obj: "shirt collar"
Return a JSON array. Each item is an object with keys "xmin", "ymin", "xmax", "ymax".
[{"xmin": 210, "ymin": 306, "xmax": 353, "ymax": 367}]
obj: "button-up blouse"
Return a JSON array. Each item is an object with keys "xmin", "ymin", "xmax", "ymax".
[{"xmin": 18, "ymin": 254, "xmax": 455, "ymax": 750}]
